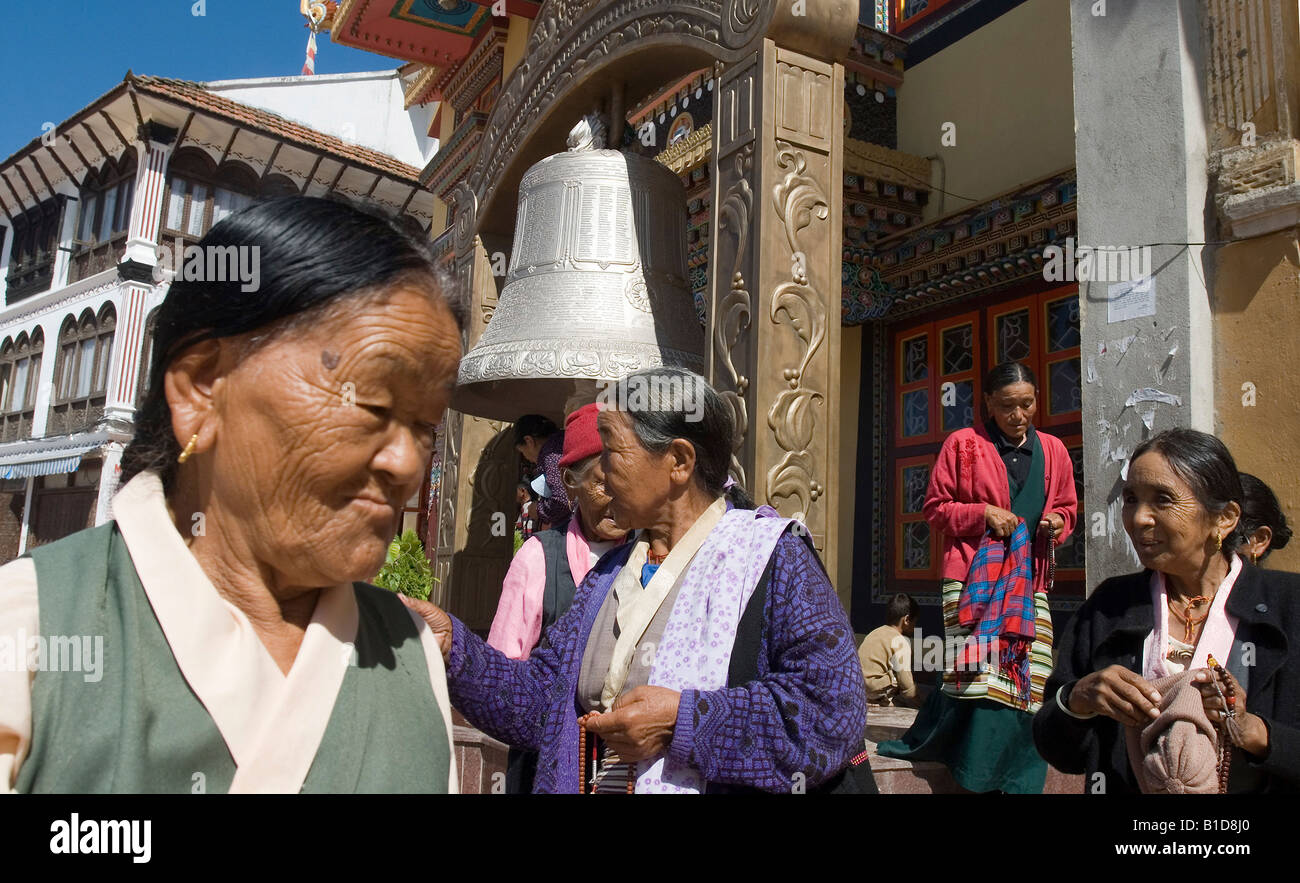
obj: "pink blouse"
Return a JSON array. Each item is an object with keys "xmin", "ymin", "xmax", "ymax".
[{"xmin": 487, "ymin": 517, "xmax": 623, "ymax": 660}]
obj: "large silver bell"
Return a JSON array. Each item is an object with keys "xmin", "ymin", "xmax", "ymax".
[{"xmin": 452, "ymin": 117, "xmax": 706, "ymax": 423}]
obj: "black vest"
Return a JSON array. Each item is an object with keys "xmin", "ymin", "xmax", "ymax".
[{"xmin": 536, "ymin": 527, "xmax": 578, "ymax": 647}]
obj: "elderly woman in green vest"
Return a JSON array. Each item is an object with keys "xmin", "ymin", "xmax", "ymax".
[{"xmin": 0, "ymin": 197, "xmax": 463, "ymax": 793}]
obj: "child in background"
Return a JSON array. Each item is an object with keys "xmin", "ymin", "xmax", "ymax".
[
  {"xmin": 858, "ymin": 593, "xmax": 921, "ymax": 707},
  {"xmin": 513, "ymin": 482, "xmax": 537, "ymax": 554}
]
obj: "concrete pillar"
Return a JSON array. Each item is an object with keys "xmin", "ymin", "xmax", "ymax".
[{"xmin": 1071, "ymin": 0, "xmax": 1212, "ymax": 586}]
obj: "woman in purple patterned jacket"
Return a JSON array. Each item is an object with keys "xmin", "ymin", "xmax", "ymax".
[{"xmin": 404, "ymin": 367, "xmax": 867, "ymax": 793}]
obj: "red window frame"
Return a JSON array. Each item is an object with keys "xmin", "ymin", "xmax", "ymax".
[
  {"xmin": 987, "ymin": 294, "xmax": 1041, "ymax": 376},
  {"xmin": 1039, "ymin": 288, "xmax": 1083, "ymax": 429},
  {"xmin": 935, "ymin": 310, "xmax": 981, "ymax": 437},
  {"xmin": 987, "ymin": 286, "xmax": 1081, "ymax": 429},
  {"xmin": 895, "ymin": 453, "xmax": 940, "ymax": 581},
  {"xmin": 1051, "ymin": 433, "xmax": 1086, "ymax": 584},
  {"xmin": 895, "ymin": 324, "xmax": 936, "ymax": 446}
]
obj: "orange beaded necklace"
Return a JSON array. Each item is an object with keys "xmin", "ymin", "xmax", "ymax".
[{"xmin": 1166, "ymin": 594, "xmax": 1211, "ymax": 642}]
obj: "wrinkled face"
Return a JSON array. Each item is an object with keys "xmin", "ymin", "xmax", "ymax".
[
  {"xmin": 984, "ymin": 381, "xmax": 1037, "ymax": 441},
  {"xmin": 596, "ymin": 410, "xmax": 674, "ymax": 530},
  {"xmin": 207, "ymin": 287, "xmax": 461, "ymax": 588},
  {"xmin": 1122, "ymin": 451, "xmax": 1235, "ymax": 576},
  {"xmin": 564, "ymin": 456, "xmax": 625, "ymax": 541}
]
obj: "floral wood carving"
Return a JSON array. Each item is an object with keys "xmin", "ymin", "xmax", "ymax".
[
  {"xmin": 714, "ymin": 143, "xmax": 755, "ymax": 487},
  {"xmin": 766, "ymin": 141, "xmax": 828, "ymax": 516},
  {"xmin": 724, "ymin": 0, "xmax": 766, "ymax": 45},
  {"xmin": 449, "ymin": 181, "xmax": 478, "ymax": 254},
  {"xmin": 468, "ymin": 418, "xmax": 512, "ymax": 552},
  {"xmin": 436, "ymin": 408, "xmax": 462, "ymax": 559}
]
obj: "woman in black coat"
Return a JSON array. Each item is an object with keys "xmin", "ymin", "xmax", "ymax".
[{"xmin": 1034, "ymin": 429, "xmax": 1300, "ymax": 793}]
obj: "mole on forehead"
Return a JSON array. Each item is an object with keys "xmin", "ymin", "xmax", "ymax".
[{"xmin": 318, "ymin": 346, "xmax": 431, "ymax": 374}]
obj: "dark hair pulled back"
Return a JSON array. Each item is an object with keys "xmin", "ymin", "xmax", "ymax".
[
  {"xmin": 120, "ymin": 196, "xmax": 462, "ymax": 493},
  {"xmin": 610, "ymin": 366, "xmax": 754, "ymax": 509},
  {"xmin": 1129, "ymin": 428, "xmax": 1243, "ymax": 561}
]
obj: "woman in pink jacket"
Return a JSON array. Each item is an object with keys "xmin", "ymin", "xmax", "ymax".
[{"xmin": 877, "ymin": 361, "xmax": 1078, "ymax": 793}]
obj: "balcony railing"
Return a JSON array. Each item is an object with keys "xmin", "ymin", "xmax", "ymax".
[
  {"xmin": 0, "ymin": 410, "xmax": 35, "ymax": 443},
  {"xmin": 5, "ymin": 257, "xmax": 55, "ymax": 304},
  {"xmin": 46, "ymin": 396, "xmax": 106, "ymax": 438}
]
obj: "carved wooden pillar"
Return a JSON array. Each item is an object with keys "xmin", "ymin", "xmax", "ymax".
[
  {"xmin": 431, "ymin": 184, "xmax": 477, "ymax": 607},
  {"xmin": 708, "ymin": 2, "xmax": 855, "ymax": 596},
  {"xmin": 436, "ymin": 183, "xmax": 517, "ymax": 629}
]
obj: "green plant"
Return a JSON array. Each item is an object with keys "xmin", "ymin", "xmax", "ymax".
[{"xmin": 373, "ymin": 529, "xmax": 437, "ymax": 601}]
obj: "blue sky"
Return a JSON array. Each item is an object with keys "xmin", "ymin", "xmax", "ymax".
[{"xmin": 0, "ymin": 0, "xmax": 399, "ymax": 160}]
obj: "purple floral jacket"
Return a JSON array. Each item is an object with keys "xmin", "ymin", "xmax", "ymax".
[{"xmin": 446, "ymin": 524, "xmax": 867, "ymax": 793}]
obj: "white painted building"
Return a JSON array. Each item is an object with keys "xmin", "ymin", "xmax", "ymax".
[{"xmin": 0, "ymin": 69, "xmax": 439, "ymax": 560}]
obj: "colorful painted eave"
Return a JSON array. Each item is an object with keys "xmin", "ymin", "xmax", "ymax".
[
  {"xmin": 331, "ymin": 0, "xmax": 534, "ymax": 68},
  {"xmin": 842, "ymin": 169, "xmax": 1079, "ymax": 324},
  {"xmin": 847, "ymin": 23, "xmax": 906, "ymax": 89}
]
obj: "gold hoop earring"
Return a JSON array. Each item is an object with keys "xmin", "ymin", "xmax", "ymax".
[
  {"xmin": 1213, "ymin": 531, "xmax": 1222, "ymax": 553},
  {"xmin": 177, "ymin": 434, "xmax": 199, "ymax": 464}
]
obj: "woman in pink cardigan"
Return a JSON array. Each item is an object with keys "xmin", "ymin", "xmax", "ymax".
[{"xmin": 877, "ymin": 361, "xmax": 1078, "ymax": 793}]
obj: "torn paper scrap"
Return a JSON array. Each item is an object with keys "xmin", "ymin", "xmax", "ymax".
[{"xmin": 1125, "ymin": 388, "xmax": 1182, "ymax": 408}]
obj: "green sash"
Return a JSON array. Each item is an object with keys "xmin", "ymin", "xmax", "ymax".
[
  {"xmin": 1007, "ymin": 429, "xmax": 1047, "ymax": 524},
  {"xmin": 15, "ymin": 522, "xmax": 450, "ymax": 794},
  {"xmin": 1006, "ymin": 429, "xmax": 1047, "ymax": 578}
]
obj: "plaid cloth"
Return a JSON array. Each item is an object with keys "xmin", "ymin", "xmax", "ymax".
[{"xmin": 955, "ymin": 520, "xmax": 1036, "ymax": 704}]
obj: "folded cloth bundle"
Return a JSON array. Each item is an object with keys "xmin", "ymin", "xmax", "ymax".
[{"xmin": 1124, "ymin": 671, "xmax": 1220, "ymax": 794}]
